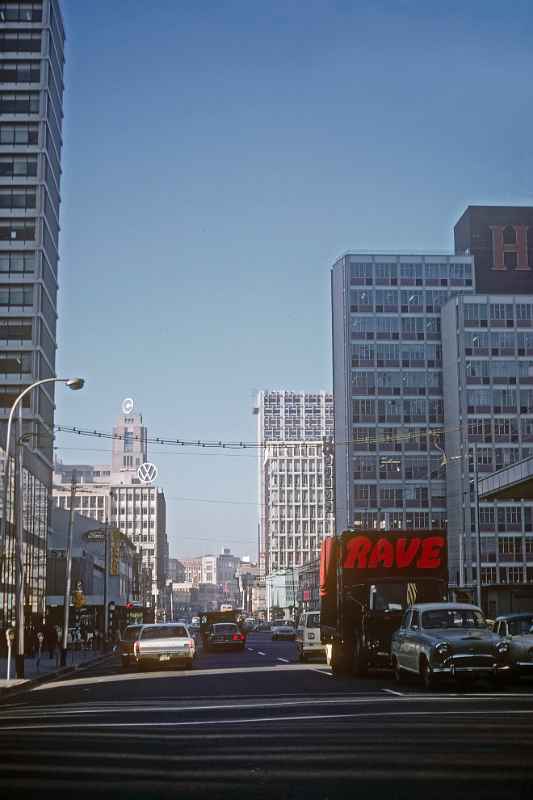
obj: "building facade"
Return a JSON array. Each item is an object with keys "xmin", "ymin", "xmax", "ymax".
[
  {"xmin": 52, "ymin": 408, "xmax": 169, "ymax": 614},
  {"xmin": 0, "ymin": 0, "xmax": 65, "ymax": 626},
  {"xmin": 331, "ymin": 252, "xmax": 475, "ymax": 538},
  {"xmin": 255, "ymin": 390, "xmax": 334, "ymax": 576}
]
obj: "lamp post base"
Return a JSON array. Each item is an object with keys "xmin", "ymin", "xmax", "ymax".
[
  {"xmin": 60, "ymin": 647, "xmax": 67, "ymax": 667},
  {"xmin": 15, "ymin": 653, "xmax": 24, "ymax": 679}
]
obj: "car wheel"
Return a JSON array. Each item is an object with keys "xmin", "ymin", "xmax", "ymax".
[
  {"xmin": 420, "ymin": 656, "xmax": 437, "ymax": 690},
  {"xmin": 352, "ymin": 638, "xmax": 368, "ymax": 678}
]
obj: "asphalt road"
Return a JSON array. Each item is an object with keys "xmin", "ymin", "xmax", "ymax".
[{"xmin": 1, "ymin": 632, "xmax": 533, "ymax": 800}]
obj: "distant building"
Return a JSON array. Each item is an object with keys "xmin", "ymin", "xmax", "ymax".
[
  {"xmin": 168, "ymin": 558, "xmax": 185, "ymax": 582},
  {"xmin": 255, "ymin": 391, "xmax": 335, "ymax": 577},
  {"xmin": 52, "ymin": 406, "xmax": 169, "ymax": 613},
  {"xmin": 182, "ymin": 557, "xmax": 202, "ymax": 587},
  {"xmin": 201, "ymin": 555, "xmax": 217, "ymax": 585}
]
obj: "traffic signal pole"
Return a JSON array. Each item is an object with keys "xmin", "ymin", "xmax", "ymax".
[{"xmin": 61, "ymin": 471, "xmax": 77, "ymax": 666}]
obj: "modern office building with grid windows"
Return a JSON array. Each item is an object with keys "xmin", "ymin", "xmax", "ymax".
[
  {"xmin": 255, "ymin": 391, "xmax": 334, "ymax": 578},
  {"xmin": 0, "ymin": 0, "xmax": 65, "ymax": 626}
]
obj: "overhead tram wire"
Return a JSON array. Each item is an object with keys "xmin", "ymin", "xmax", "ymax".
[{"xmin": 54, "ymin": 423, "xmax": 463, "ymax": 450}]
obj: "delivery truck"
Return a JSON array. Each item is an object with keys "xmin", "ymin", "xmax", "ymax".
[{"xmin": 320, "ymin": 529, "xmax": 448, "ymax": 676}]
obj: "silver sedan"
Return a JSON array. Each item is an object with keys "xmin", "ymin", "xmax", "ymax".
[
  {"xmin": 391, "ymin": 602, "xmax": 511, "ymax": 689},
  {"xmin": 494, "ymin": 613, "xmax": 533, "ymax": 679}
]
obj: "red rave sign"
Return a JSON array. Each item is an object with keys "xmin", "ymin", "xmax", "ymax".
[{"xmin": 341, "ymin": 531, "xmax": 447, "ymax": 581}]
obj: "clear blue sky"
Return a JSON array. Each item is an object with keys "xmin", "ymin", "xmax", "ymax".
[{"xmin": 55, "ymin": 0, "xmax": 533, "ymax": 558}]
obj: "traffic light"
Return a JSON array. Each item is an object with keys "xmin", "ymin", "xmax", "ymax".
[{"xmin": 108, "ymin": 601, "xmax": 116, "ymax": 633}]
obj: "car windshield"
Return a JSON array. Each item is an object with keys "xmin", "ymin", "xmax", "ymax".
[
  {"xmin": 422, "ymin": 609, "xmax": 487, "ymax": 630},
  {"xmin": 306, "ymin": 613, "xmax": 320, "ymax": 628},
  {"xmin": 508, "ymin": 617, "xmax": 533, "ymax": 635},
  {"xmin": 212, "ymin": 624, "xmax": 238, "ymax": 633},
  {"xmin": 141, "ymin": 626, "xmax": 188, "ymax": 639}
]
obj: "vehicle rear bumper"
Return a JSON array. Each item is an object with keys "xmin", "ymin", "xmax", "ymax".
[{"xmin": 136, "ymin": 652, "xmax": 194, "ymax": 664}]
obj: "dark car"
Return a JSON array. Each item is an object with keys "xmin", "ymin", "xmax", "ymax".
[
  {"xmin": 206, "ymin": 623, "xmax": 246, "ymax": 651},
  {"xmin": 494, "ymin": 613, "xmax": 533, "ymax": 679},
  {"xmin": 119, "ymin": 624, "xmax": 143, "ymax": 669}
]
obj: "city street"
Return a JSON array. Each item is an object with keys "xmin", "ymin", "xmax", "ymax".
[{"xmin": 0, "ymin": 632, "xmax": 532, "ymax": 799}]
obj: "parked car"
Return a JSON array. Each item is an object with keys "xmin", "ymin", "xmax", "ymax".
[
  {"xmin": 133, "ymin": 623, "xmax": 196, "ymax": 670},
  {"xmin": 272, "ymin": 623, "xmax": 296, "ymax": 641},
  {"xmin": 206, "ymin": 623, "xmax": 246, "ymax": 651},
  {"xmin": 296, "ymin": 611, "xmax": 325, "ymax": 662},
  {"xmin": 494, "ymin": 613, "xmax": 533, "ymax": 679},
  {"xmin": 119, "ymin": 624, "xmax": 143, "ymax": 669},
  {"xmin": 391, "ymin": 602, "xmax": 511, "ymax": 689}
]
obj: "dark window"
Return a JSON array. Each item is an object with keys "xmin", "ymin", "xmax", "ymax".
[
  {"xmin": 0, "ymin": 4, "xmax": 43, "ymax": 23},
  {"xmin": 0, "ymin": 92, "xmax": 39, "ymax": 114},
  {"xmin": 140, "ymin": 626, "xmax": 188, "ymax": 640},
  {"xmin": 0, "ymin": 124, "xmax": 38, "ymax": 145},
  {"xmin": 0, "ymin": 220, "xmax": 35, "ymax": 241},
  {"xmin": 0, "ymin": 31, "xmax": 41, "ymax": 53}
]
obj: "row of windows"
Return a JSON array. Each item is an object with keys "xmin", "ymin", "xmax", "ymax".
[
  {"xmin": 467, "ymin": 388, "xmax": 533, "ymax": 414},
  {"xmin": 0, "ymin": 5, "xmax": 43, "ymax": 24},
  {"xmin": 269, "ymin": 475, "xmax": 329, "ymax": 490},
  {"xmin": 0, "ymin": 221, "xmax": 35, "ymax": 241},
  {"xmin": 0, "ymin": 317, "xmax": 32, "ymax": 342},
  {"xmin": 351, "ymin": 511, "xmax": 447, "ymax": 529},
  {"xmin": 466, "ymin": 360, "xmax": 533, "ymax": 380},
  {"xmin": 0, "ymin": 157, "xmax": 37, "ymax": 176},
  {"xmin": 0, "ymin": 32, "xmax": 41, "ymax": 52},
  {"xmin": 271, "ymin": 519, "xmax": 325, "ymax": 537},
  {"xmin": 352, "ymin": 398, "xmax": 443, "ymax": 422},
  {"xmin": 479, "ymin": 567, "xmax": 533, "ymax": 584},
  {"xmin": 464, "ymin": 330, "xmax": 533, "ymax": 351},
  {"xmin": 0, "ymin": 284, "xmax": 32, "ymax": 306},
  {"xmin": 352, "ymin": 345, "xmax": 442, "ymax": 367},
  {"xmin": 0, "ymin": 350, "xmax": 31, "ymax": 375},
  {"xmin": 0, "ymin": 252, "xmax": 35, "ymax": 273},
  {"xmin": 269, "ymin": 489, "xmax": 324, "ymax": 504},
  {"xmin": 0, "ymin": 91, "xmax": 39, "ymax": 114},
  {"xmin": 0, "ymin": 62, "xmax": 40, "ymax": 83},
  {"xmin": 350, "ymin": 289, "xmax": 460, "ymax": 313},
  {"xmin": 353, "ymin": 484, "xmax": 444, "ymax": 507},
  {"xmin": 271, "ymin": 505, "xmax": 331, "ymax": 520},
  {"xmin": 0, "ymin": 188, "xmax": 36, "ymax": 209},
  {"xmin": 464, "ymin": 303, "xmax": 533, "ymax": 324},
  {"xmin": 351, "ymin": 318, "xmax": 444, "ymax": 344},
  {"xmin": 270, "ymin": 536, "xmax": 319, "ymax": 551},
  {"xmin": 0, "ymin": 124, "xmax": 38, "ymax": 145},
  {"xmin": 352, "ymin": 427, "xmax": 438, "ymax": 452},
  {"xmin": 350, "ymin": 260, "xmax": 472, "ymax": 281}
]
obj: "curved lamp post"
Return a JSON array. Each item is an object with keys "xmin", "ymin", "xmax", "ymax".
[{"xmin": 0, "ymin": 377, "xmax": 84, "ymax": 678}]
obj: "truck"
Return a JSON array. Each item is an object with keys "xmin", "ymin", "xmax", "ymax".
[{"xmin": 320, "ymin": 529, "xmax": 448, "ymax": 676}]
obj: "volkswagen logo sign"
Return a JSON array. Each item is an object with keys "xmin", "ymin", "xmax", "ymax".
[
  {"xmin": 122, "ymin": 397, "xmax": 134, "ymax": 415},
  {"xmin": 137, "ymin": 462, "xmax": 158, "ymax": 484}
]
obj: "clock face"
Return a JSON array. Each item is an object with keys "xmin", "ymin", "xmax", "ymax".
[{"xmin": 122, "ymin": 397, "xmax": 134, "ymax": 415}]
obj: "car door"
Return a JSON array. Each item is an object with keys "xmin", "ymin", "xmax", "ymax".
[
  {"xmin": 394, "ymin": 609, "xmax": 412, "ymax": 670},
  {"xmin": 405, "ymin": 610, "xmax": 421, "ymax": 672}
]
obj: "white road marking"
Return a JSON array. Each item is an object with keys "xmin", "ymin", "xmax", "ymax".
[
  {"xmin": 2, "ymin": 708, "xmax": 533, "ymax": 733},
  {"xmin": 312, "ymin": 668, "xmax": 333, "ymax": 677},
  {"xmin": 257, "ymin": 651, "xmax": 266, "ymax": 656},
  {"xmin": 382, "ymin": 688, "xmax": 404, "ymax": 696},
  {"xmin": 277, "ymin": 658, "xmax": 290, "ymax": 663},
  {"xmin": 247, "ymin": 648, "xmax": 254, "ymax": 652}
]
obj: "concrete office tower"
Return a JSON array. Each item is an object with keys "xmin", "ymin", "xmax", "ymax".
[
  {"xmin": 331, "ymin": 253, "xmax": 475, "ymax": 538},
  {"xmin": 111, "ymin": 411, "xmax": 148, "ymax": 483},
  {"xmin": 443, "ymin": 294, "xmax": 533, "ymax": 615},
  {"xmin": 255, "ymin": 391, "xmax": 335, "ymax": 576},
  {"xmin": 0, "ymin": 1, "xmax": 65, "ymax": 625}
]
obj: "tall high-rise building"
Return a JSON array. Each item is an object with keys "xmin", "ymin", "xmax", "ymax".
[
  {"xmin": 111, "ymin": 411, "xmax": 147, "ymax": 480},
  {"xmin": 255, "ymin": 390, "xmax": 334, "ymax": 576},
  {"xmin": 331, "ymin": 252, "xmax": 475, "ymax": 537},
  {"xmin": 0, "ymin": 1, "xmax": 65, "ymax": 625}
]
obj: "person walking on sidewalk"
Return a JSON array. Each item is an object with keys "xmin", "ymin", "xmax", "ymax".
[{"xmin": 44, "ymin": 622, "xmax": 58, "ymax": 660}]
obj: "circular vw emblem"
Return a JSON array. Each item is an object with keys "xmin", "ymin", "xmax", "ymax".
[
  {"xmin": 137, "ymin": 462, "xmax": 158, "ymax": 484},
  {"xmin": 122, "ymin": 397, "xmax": 134, "ymax": 415}
]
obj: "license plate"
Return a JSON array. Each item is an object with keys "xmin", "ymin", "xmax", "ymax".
[{"xmin": 159, "ymin": 654, "xmax": 171, "ymax": 662}]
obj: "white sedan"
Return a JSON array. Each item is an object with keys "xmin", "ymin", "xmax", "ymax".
[{"xmin": 133, "ymin": 623, "xmax": 196, "ymax": 670}]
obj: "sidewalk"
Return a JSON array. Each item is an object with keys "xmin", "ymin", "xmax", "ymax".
[{"xmin": 0, "ymin": 647, "xmax": 110, "ymax": 695}]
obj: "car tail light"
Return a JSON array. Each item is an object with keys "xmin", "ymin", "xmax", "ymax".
[
  {"xmin": 187, "ymin": 639, "xmax": 195, "ymax": 649},
  {"xmin": 232, "ymin": 634, "xmax": 244, "ymax": 641},
  {"xmin": 133, "ymin": 640, "xmax": 140, "ymax": 657}
]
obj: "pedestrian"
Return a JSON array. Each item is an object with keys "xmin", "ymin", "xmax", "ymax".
[{"xmin": 44, "ymin": 621, "xmax": 58, "ymax": 660}]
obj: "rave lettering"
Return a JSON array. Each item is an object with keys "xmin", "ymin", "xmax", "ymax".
[{"xmin": 343, "ymin": 534, "xmax": 445, "ymax": 571}]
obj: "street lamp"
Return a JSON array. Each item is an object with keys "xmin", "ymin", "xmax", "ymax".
[{"xmin": 0, "ymin": 377, "xmax": 85, "ymax": 678}]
